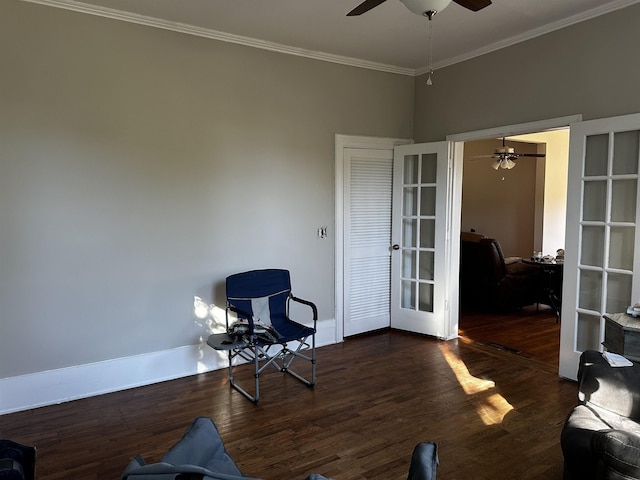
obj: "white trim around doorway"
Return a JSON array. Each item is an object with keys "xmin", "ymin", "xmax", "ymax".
[
  {"xmin": 445, "ymin": 114, "xmax": 582, "ymax": 368},
  {"xmin": 447, "ymin": 115, "xmax": 583, "ymax": 143}
]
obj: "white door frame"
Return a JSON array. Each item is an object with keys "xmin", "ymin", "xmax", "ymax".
[
  {"xmin": 447, "ymin": 115, "xmax": 582, "ymax": 143},
  {"xmin": 447, "ymin": 114, "xmax": 583, "ymax": 360},
  {"xmin": 335, "ymin": 134, "xmax": 412, "ymax": 343}
]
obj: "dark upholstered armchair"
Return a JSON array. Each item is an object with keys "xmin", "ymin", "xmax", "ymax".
[
  {"xmin": 562, "ymin": 350, "xmax": 640, "ymax": 480},
  {"xmin": 460, "ymin": 233, "xmax": 542, "ymax": 311}
]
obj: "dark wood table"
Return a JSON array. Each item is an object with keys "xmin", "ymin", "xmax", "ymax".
[{"xmin": 523, "ymin": 258, "xmax": 563, "ymax": 321}]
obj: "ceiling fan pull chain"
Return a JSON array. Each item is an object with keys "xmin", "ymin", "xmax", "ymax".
[{"xmin": 426, "ymin": 12, "xmax": 434, "ymax": 85}]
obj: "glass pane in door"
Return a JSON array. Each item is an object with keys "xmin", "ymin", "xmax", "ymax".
[
  {"xmin": 577, "ymin": 313, "xmax": 601, "ymax": 351},
  {"xmin": 404, "ymin": 155, "xmax": 419, "ymax": 183},
  {"xmin": 403, "ymin": 219, "xmax": 417, "ymax": 248},
  {"xmin": 402, "ymin": 250, "xmax": 416, "ymax": 278},
  {"xmin": 419, "ymin": 251, "xmax": 434, "ymax": 281},
  {"xmin": 613, "ymin": 130, "xmax": 640, "ymax": 175},
  {"xmin": 419, "ymin": 283, "xmax": 433, "ymax": 312},
  {"xmin": 420, "ymin": 187, "xmax": 436, "ymax": 216},
  {"xmin": 403, "ymin": 187, "xmax": 418, "ymax": 216},
  {"xmin": 421, "ymin": 154, "xmax": 437, "ymax": 183},
  {"xmin": 580, "ymin": 226, "xmax": 605, "ymax": 267},
  {"xmin": 401, "ymin": 280, "xmax": 415, "ymax": 309},
  {"xmin": 611, "ymin": 179, "xmax": 637, "ymax": 222},
  {"xmin": 420, "ymin": 219, "xmax": 435, "ymax": 248},
  {"xmin": 609, "ymin": 226, "xmax": 635, "ymax": 270},
  {"xmin": 606, "ymin": 273, "xmax": 633, "ymax": 313},
  {"xmin": 578, "ymin": 269, "xmax": 602, "ymax": 311},
  {"xmin": 584, "ymin": 134, "xmax": 609, "ymax": 176},
  {"xmin": 582, "ymin": 181, "xmax": 607, "ymax": 221}
]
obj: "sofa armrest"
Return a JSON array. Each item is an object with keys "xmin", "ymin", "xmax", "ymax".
[
  {"xmin": 121, "ymin": 417, "xmax": 259, "ymax": 480},
  {"xmin": 504, "ymin": 256, "xmax": 520, "ymax": 265},
  {"xmin": 579, "ymin": 351, "xmax": 640, "ymax": 419},
  {"xmin": 592, "ymin": 430, "xmax": 640, "ymax": 479}
]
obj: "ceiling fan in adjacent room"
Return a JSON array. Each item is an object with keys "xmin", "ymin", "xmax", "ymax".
[
  {"xmin": 473, "ymin": 138, "xmax": 546, "ymax": 170},
  {"xmin": 347, "ymin": 0, "xmax": 491, "ymax": 17}
]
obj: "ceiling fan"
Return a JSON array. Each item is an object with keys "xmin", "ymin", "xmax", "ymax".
[
  {"xmin": 347, "ymin": 0, "xmax": 491, "ymax": 84},
  {"xmin": 474, "ymin": 138, "xmax": 546, "ymax": 170},
  {"xmin": 347, "ymin": 0, "xmax": 491, "ymax": 17}
]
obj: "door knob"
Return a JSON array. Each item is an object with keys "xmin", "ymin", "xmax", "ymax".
[{"xmin": 392, "ymin": 244, "xmax": 400, "ymax": 250}]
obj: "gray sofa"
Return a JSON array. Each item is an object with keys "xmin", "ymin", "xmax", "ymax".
[
  {"xmin": 121, "ymin": 417, "xmax": 438, "ymax": 480},
  {"xmin": 561, "ymin": 350, "xmax": 640, "ymax": 479}
]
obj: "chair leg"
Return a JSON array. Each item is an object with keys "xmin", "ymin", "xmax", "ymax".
[
  {"xmin": 280, "ymin": 336, "xmax": 316, "ymax": 387},
  {"xmin": 253, "ymin": 345, "xmax": 260, "ymax": 404},
  {"xmin": 226, "ymin": 338, "xmax": 316, "ymax": 403},
  {"xmin": 227, "ymin": 350, "xmax": 235, "ymax": 389},
  {"xmin": 227, "ymin": 346, "xmax": 260, "ymax": 404}
]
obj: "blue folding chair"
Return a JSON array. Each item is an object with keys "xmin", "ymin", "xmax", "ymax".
[{"xmin": 207, "ymin": 269, "xmax": 318, "ymax": 404}]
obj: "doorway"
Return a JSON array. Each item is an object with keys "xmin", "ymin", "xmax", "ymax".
[
  {"xmin": 336, "ymin": 135, "xmax": 453, "ymax": 340},
  {"xmin": 455, "ymin": 129, "xmax": 570, "ymax": 368}
]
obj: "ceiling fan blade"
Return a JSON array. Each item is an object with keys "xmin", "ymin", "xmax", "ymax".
[
  {"xmin": 452, "ymin": 0, "xmax": 492, "ymax": 12},
  {"xmin": 347, "ymin": 0, "xmax": 388, "ymax": 16},
  {"xmin": 518, "ymin": 153, "xmax": 546, "ymax": 158}
]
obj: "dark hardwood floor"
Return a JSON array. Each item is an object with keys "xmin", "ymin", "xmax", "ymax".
[
  {"xmin": 1, "ymin": 315, "xmax": 574, "ymax": 480},
  {"xmin": 459, "ymin": 304, "xmax": 561, "ymax": 370}
]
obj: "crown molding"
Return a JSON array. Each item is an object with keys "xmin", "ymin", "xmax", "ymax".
[
  {"xmin": 21, "ymin": 0, "xmax": 417, "ymax": 76},
  {"xmin": 416, "ymin": 0, "xmax": 640, "ymax": 76},
  {"xmin": 21, "ymin": 0, "xmax": 640, "ymax": 78}
]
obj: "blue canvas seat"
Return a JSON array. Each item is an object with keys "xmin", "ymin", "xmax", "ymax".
[{"xmin": 207, "ymin": 269, "xmax": 317, "ymax": 404}]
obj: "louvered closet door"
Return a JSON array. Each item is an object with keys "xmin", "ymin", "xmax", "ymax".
[{"xmin": 343, "ymin": 148, "xmax": 393, "ymax": 337}]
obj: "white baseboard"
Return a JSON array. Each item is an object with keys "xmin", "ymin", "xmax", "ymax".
[{"xmin": 0, "ymin": 319, "xmax": 337, "ymax": 415}]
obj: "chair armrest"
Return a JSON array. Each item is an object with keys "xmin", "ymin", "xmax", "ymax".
[
  {"xmin": 579, "ymin": 352, "xmax": 640, "ymax": 419},
  {"xmin": 592, "ymin": 429, "xmax": 640, "ymax": 479},
  {"xmin": 504, "ymin": 256, "xmax": 521, "ymax": 265},
  {"xmin": 290, "ymin": 296, "xmax": 318, "ymax": 322}
]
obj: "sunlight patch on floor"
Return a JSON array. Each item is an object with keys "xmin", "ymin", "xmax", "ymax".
[{"xmin": 439, "ymin": 342, "xmax": 514, "ymax": 425}]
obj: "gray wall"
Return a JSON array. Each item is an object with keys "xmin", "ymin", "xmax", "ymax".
[
  {"xmin": 0, "ymin": 1, "xmax": 414, "ymax": 379},
  {"xmin": 413, "ymin": 3, "xmax": 640, "ymax": 142}
]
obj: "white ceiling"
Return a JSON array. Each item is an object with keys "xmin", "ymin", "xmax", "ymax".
[{"xmin": 34, "ymin": 0, "xmax": 640, "ymax": 74}]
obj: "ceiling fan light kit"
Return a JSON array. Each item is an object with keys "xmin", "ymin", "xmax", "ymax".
[
  {"xmin": 492, "ymin": 158, "xmax": 516, "ymax": 170},
  {"xmin": 347, "ymin": 0, "xmax": 491, "ymax": 17},
  {"xmin": 347, "ymin": 0, "xmax": 491, "ymax": 85},
  {"xmin": 476, "ymin": 138, "xmax": 546, "ymax": 171},
  {"xmin": 399, "ymin": 0, "xmax": 452, "ymax": 16}
]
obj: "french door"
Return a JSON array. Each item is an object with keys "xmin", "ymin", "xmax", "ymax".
[
  {"xmin": 390, "ymin": 142, "xmax": 452, "ymax": 337},
  {"xmin": 559, "ymin": 113, "xmax": 640, "ymax": 379}
]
